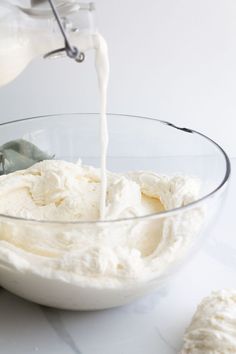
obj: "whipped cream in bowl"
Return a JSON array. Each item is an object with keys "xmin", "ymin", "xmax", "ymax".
[{"xmin": 0, "ymin": 113, "xmax": 230, "ymax": 310}]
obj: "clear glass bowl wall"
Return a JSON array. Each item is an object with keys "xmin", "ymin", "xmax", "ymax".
[{"xmin": 0, "ymin": 114, "xmax": 230, "ymax": 310}]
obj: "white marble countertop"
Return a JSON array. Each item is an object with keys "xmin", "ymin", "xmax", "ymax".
[{"xmin": 0, "ymin": 159, "xmax": 235, "ymax": 354}]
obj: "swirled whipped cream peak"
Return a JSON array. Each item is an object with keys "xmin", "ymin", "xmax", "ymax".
[
  {"xmin": 181, "ymin": 290, "xmax": 236, "ymax": 354},
  {"xmin": 0, "ymin": 159, "xmax": 200, "ymax": 222}
]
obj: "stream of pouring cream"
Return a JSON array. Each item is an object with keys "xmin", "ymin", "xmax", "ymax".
[
  {"xmin": 93, "ymin": 34, "xmax": 109, "ymax": 219},
  {"xmin": 71, "ymin": 32, "xmax": 110, "ymax": 219}
]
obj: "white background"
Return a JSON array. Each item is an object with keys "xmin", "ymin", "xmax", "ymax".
[{"xmin": 0, "ymin": 0, "xmax": 236, "ymax": 156}]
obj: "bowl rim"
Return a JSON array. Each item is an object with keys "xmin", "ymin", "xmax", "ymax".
[{"xmin": 0, "ymin": 112, "xmax": 231, "ymax": 225}]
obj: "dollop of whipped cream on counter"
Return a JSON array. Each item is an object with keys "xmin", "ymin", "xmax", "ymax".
[
  {"xmin": 181, "ymin": 290, "xmax": 236, "ymax": 354},
  {"xmin": 0, "ymin": 160, "xmax": 203, "ymax": 308}
]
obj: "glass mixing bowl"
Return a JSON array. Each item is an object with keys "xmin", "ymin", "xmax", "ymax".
[{"xmin": 0, "ymin": 114, "xmax": 230, "ymax": 310}]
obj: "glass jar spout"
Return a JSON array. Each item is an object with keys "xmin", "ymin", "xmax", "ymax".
[{"xmin": 0, "ymin": 0, "xmax": 95, "ymax": 86}]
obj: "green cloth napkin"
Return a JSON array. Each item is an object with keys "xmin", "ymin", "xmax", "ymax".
[{"xmin": 0, "ymin": 139, "xmax": 54, "ymax": 174}]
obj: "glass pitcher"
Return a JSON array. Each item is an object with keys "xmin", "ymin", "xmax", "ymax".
[{"xmin": 0, "ymin": 0, "xmax": 95, "ymax": 86}]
